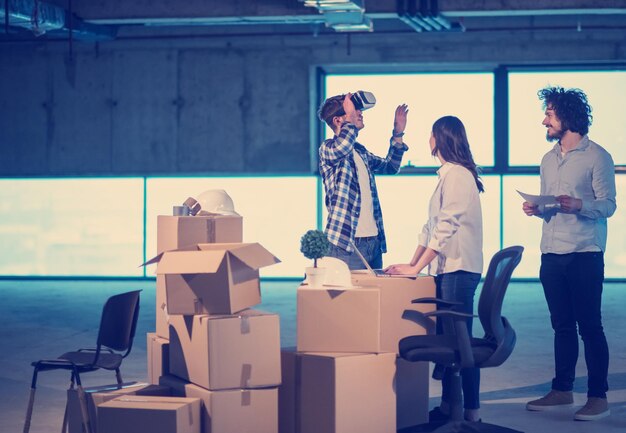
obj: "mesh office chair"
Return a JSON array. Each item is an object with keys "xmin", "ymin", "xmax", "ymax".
[
  {"xmin": 23, "ymin": 289, "xmax": 141, "ymax": 433},
  {"xmin": 398, "ymin": 246, "xmax": 524, "ymax": 433}
]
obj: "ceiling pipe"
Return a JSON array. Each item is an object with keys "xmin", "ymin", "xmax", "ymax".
[{"xmin": 1, "ymin": 0, "xmax": 65, "ymax": 33}]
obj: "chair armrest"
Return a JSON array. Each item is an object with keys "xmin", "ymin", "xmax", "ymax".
[
  {"xmin": 423, "ymin": 311, "xmax": 476, "ymax": 369},
  {"xmin": 401, "ymin": 309, "xmax": 436, "ymax": 334},
  {"xmin": 411, "ymin": 297, "xmax": 464, "ymax": 308},
  {"xmin": 423, "ymin": 310, "xmax": 477, "ymax": 319}
]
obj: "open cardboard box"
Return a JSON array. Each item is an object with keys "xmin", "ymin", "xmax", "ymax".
[{"xmin": 143, "ymin": 243, "xmax": 280, "ymax": 315}]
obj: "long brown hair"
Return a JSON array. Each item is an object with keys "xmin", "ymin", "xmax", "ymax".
[{"xmin": 432, "ymin": 116, "xmax": 484, "ymax": 193}]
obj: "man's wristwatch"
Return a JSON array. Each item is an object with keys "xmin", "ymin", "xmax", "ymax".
[{"xmin": 392, "ymin": 130, "xmax": 405, "ymax": 138}]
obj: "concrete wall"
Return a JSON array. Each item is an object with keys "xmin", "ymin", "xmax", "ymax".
[{"xmin": 1, "ymin": 28, "xmax": 624, "ymax": 176}]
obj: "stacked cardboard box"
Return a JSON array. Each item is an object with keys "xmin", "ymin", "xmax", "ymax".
[
  {"xmin": 66, "ymin": 382, "xmax": 171, "ymax": 433},
  {"xmin": 148, "ymin": 215, "xmax": 248, "ymax": 382},
  {"xmin": 144, "ymin": 213, "xmax": 282, "ymax": 433},
  {"xmin": 98, "ymin": 396, "xmax": 202, "ymax": 433},
  {"xmin": 281, "ymin": 271, "xmax": 436, "ymax": 433}
]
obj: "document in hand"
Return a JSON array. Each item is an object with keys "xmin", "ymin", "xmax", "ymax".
[{"xmin": 517, "ymin": 190, "xmax": 558, "ymax": 206}]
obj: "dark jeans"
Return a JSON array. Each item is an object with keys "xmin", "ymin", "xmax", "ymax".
[
  {"xmin": 436, "ymin": 270, "xmax": 481, "ymax": 410},
  {"xmin": 540, "ymin": 252, "xmax": 609, "ymax": 398},
  {"xmin": 327, "ymin": 236, "xmax": 383, "ymax": 270}
]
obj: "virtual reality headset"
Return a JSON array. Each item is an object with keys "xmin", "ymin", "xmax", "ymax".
[{"xmin": 350, "ymin": 90, "xmax": 376, "ymax": 111}]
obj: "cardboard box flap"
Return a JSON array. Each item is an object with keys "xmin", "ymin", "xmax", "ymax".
[
  {"xmin": 103, "ymin": 395, "xmax": 200, "ymax": 409},
  {"xmin": 142, "ymin": 242, "xmax": 206, "ymax": 268},
  {"xmin": 85, "ymin": 382, "xmax": 153, "ymax": 394},
  {"xmin": 199, "ymin": 308, "xmax": 269, "ymax": 322},
  {"xmin": 141, "ymin": 252, "xmax": 164, "ymax": 268},
  {"xmin": 228, "ymin": 243, "xmax": 281, "ymax": 270},
  {"xmin": 195, "ymin": 242, "xmax": 241, "ymax": 251},
  {"xmin": 157, "ymin": 250, "xmax": 226, "ymax": 274}
]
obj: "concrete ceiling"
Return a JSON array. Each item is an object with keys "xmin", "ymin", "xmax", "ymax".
[{"xmin": 1, "ymin": 0, "xmax": 625, "ymax": 41}]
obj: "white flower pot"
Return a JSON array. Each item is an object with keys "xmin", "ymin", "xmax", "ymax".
[{"xmin": 305, "ymin": 267, "xmax": 326, "ymax": 288}]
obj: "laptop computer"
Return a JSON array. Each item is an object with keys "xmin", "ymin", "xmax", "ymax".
[{"xmin": 350, "ymin": 241, "xmax": 416, "ymax": 279}]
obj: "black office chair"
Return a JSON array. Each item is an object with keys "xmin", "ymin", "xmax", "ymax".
[
  {"xmin": 23, "ymin": 290, "xmax": 141, "ymax": 433},
  {"xmin": 398, "ymin": 246, "xmax": 524, "ymax": 433}
]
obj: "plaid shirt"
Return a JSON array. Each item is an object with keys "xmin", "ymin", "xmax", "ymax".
[{"xmin": 319, "ymin": 122, "xmax": 408, "ymax": 253}]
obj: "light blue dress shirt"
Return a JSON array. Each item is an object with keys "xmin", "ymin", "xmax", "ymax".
[{"xmin": 539, "ymin": 135, "xmax": 616, "ymax": 254}]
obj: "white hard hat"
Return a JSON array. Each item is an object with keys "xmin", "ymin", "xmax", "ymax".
[
  {"xmin": 316, "ymin": 257, "xmax": 354, "ymax": 288},
  {"xmin": 187, "ymin": 189, "xmax": 239, "ymax": 216}
]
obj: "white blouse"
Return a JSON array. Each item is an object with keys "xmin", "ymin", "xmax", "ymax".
[{"xmin": 418, "ymin": 162, "xmax": 483, "ymax": 275}]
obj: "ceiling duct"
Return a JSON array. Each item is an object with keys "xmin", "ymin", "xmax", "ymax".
[
  {"xmin": 1, "ymin": 0, "xmax": 116, "ymax": 40},
  {"xmin": 303, "ymin": 0, "xmax": 373, "ymax": 32},
  {"xmin": 1, "ymin": 0, "xmax": 65, "ymax": 34},
  {"xmin": 397, "ymin": 0, "xmax": 464, "ymax": 33}
]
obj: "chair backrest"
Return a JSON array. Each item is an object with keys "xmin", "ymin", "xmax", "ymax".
[
  {"xmin": 96, "ymin": 290, "xmax": 141, "ymax": 358},
  {"xmin": 476, "ymin": 246, "xmax": 523, "ymax": 367}
]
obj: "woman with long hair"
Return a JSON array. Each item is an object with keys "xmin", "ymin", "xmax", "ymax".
[{"xmin": 385, "ymin": 115, "xmax": 484, "ymax": 422}]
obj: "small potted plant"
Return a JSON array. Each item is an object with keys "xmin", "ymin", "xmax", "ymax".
[{"xmin": 300, "ymin": 229, "xmax": 330, "ymax": 287}]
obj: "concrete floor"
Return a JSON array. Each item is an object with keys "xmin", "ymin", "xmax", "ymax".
[{"xmin": 1, "ymin": 279, "xmax": 625, "ymax": 433}]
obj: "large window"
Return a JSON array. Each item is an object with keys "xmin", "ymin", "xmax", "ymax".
[
  {"xmin": 324, "ymin": 73, "xmax": 495, "ymax": 167},
  {"xmin": 0, "ymin": 171, "xmax": 624, "ymax": 279},
  {"xmin": 146, "ymin": 177, "xmax": 317, "ymax": 278},
  {"xmin": 509, "ymin": 70, "xmax": 626, "ymax": 166},
  {"xmin": 0, "ymin": 178, "xmax": 144, "ymax": 276}
]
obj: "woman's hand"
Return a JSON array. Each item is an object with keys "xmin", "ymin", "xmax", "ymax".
[{"xmin": 384, "ymin": 263, "xmax": 418, "ymax": 275}]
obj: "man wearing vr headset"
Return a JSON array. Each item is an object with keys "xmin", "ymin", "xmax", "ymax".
[{"xmin": 318, "ymin": 91, "xmax": 409, "ymax": 269}]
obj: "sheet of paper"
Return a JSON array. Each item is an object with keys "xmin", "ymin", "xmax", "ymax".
[{"xmin": 517, "ymin": 190, "xmax": 558, "ymax": 205}]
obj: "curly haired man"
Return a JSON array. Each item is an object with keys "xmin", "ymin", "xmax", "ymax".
[{"xmin": 523, "ymin": 86, "xmax": 616, "ymax": 421}]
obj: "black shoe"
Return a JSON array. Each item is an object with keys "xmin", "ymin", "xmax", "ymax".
[{"xmin": 429, "ymin": 407, "xmax": 450, "ymax": 422}]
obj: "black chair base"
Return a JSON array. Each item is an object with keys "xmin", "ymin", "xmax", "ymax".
[{"xmin": 398, "ymin": 420, "xmax": 524, "ymax": 433}]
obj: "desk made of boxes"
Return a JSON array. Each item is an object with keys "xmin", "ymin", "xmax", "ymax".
[
  {"xmin": 289, "ymin": 272, "xmax": 436, "ymax": 433},
  {"xmin": 297, "ymin": 272, "xmax": 436, "ymax": 354}
]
